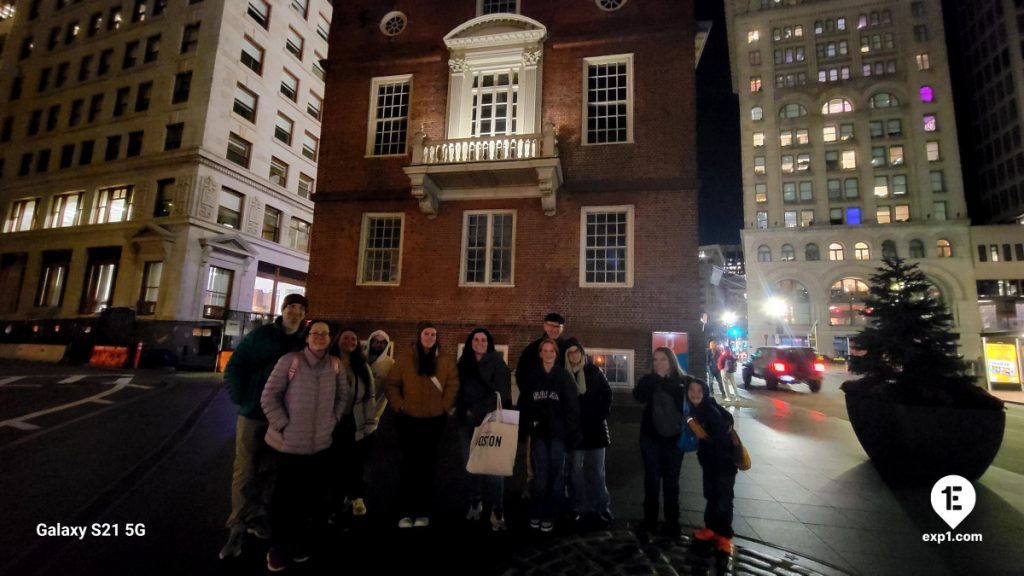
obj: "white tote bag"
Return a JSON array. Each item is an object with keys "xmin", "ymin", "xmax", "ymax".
[{"xmin": 466, "ymin": 394, "xmax": 519, "ymax": 477}]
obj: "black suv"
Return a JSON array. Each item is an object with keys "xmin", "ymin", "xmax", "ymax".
[{"xmin": 741, "ymin": 347, "xmax": 825, "ymax": 393}]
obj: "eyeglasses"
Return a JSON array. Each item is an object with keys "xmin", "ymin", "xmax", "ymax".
[{"xmin": 309, "ymin": 331, "xmax": 331, "ymax": 337}]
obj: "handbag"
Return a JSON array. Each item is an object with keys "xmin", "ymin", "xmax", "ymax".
[
  {"xmin": 677, "ymin": 399, "xmax": 699, "ymax": 452},
  {"xmin": 729, "ymin": 428, "xmax": 752, "ymax": 471},
  {"xmin": 466, "ymin": 393, "xmax": 519, "ymax": 477}
]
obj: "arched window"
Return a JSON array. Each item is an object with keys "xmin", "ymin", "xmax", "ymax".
[
  {"xmin": 778, "ymin": 103, "xmax": 807, "ymax": 119},
  {"xmin": 854, "ymin": 241, "xmax": 870, "ymax": 260},
  {"xmin": 909, "ymin": 239, "xmax": 925, "ymax": 258},
  {"xmin": 805, "ymin": 243, "xmax": 820, "ymax": 261},
  {"xmin": 830, "ymin": 278, "xmax": 870, "ymax": 326},
  {"xmin": 869, "ymin": 92, "xmax": 900, "ymax": 109},
  {"xmin": 774, "ymin": 279, "xmax": 811, "ymax": 324},
  {"xmin": 829, "ymin": 242, "xmax": 845, "ymax": 261},
  {"xmin": 821, "ymin": 98, "xmax": 853, "ymax": 114},
  {"xmin": 937, "ymin": 239, "xmax": 952, "ymax": 257},
  {"xmin": 758, "ymin": 245, "xmax": 772, "ymax": 262},
  {"xmin": 919, "ymin": 85, "xmax": 934, "ymax": 103},
  {"xmin": 781, "ymin": 244, "xmax": 795, "ymax": 261},
  {"xmin": 881, "ymin": 240, "xmax": 897, "ymax": 259},
  {"xmin": 751, "ymin": 106, "xmax": 763, "ymax": 121}
]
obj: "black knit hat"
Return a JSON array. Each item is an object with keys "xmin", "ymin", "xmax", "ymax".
[
  {"xmin": 281, "ymin": 293, "xmax": 309, "ymax": 311},
  {"xmin": 544, "ymin": 312, "xmax": 565, "ymax": 325}
]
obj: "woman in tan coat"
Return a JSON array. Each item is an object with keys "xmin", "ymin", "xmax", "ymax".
[{"xmin": 384, "ymin": 321, "xmax": 459, "ymax": 529}]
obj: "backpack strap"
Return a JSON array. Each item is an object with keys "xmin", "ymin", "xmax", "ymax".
[{"xmin": 287, "ymin": 353, "xmax": 300, "ymax": 382}]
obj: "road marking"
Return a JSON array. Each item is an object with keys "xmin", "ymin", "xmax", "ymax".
[
  {"xmin": 127, "ymin": 384, "xmax": 153, "ymax": 390},
  {"xmin": 91, "ymin": 399, "xmax": 114, "ymax": 405},
  {"xmin": 113, "ymin": 377, "xmax": 133, "ymax": 386},
  {"xmin": 59, "ymin": 375, "xmax": 88, "ymax": 384},
  {"xmin": 0, "ymin": 380, "xmax": 131, "ymax": 431},
  {"xmin": 0, "ymin": 376, "xmax": 25, "ymax": 387}
]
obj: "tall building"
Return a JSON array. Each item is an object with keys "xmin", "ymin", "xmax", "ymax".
[
  {"xmin": 312, "ymin": 0, "xmax": 701, "ymax": 384},
  {"xmin": 0, "ymin": 0, "xmax": 331, "ymax": 367},
  {"xmin": 724, "ymin": 0, "xmax": 981, "ymax": 361}
]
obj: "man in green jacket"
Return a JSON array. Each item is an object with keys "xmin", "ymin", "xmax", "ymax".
[{"xmin": 219, "ymin": 293, "xmax": 308, "ymax": 560}]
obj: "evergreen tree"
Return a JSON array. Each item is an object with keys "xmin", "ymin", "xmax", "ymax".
[{"xmin": 847, "ymin": 256, "xmax": 975, "ymax": 403}]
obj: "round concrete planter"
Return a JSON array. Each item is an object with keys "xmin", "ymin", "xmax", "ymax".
[{"xmin": 844, "ymin": 389, "xmax": 1006, "ymax": 485}]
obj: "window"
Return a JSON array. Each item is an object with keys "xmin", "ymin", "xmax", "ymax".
[
  {"xmin": 95, "ymin": 186, "xmax": 133, "ymax": 223},
  {"xmin": 461, "ymin": 211, "xmax": 515, "ymax": 286},
  {"xmin": 172, "ymin": 71, "xmax": 192, "ymax": 104},
  {"xmin": 303, "ymin": 93, "xmax": 323, "ymax": 123},
  {"xmin": 203, "ymin": 266, "xmax": 233, "ymax": 319},
  {"xmin": 892, "ymin": 175, "xmax": 907, "ymax": 196},
  {"xmin": 756, "ymin": 211, "xmax": 768, "ymax": 229},
  {"xmin": 56, "ymin": 62, "xmax": 69, "ymax": 88},
  {"xmin": 923, "ymin": 114, "xmax": 937, "ymax": 132},
  {"xmin": 854, "ymin": 242, "xmax": 870, "ymax": 260},
  {"xmin": 874, "ymin": 176, "xmax": 889, "ymax": 197},
  {"xmin": 750, "ymin": 76, "xmax": 762, "ymax": 92},
  {"xmin": 752, "ymin": 132, "xmax": 765, "ymax": 148},
  {"xmin": 248, "ymin": 1, "xmax": 270, "ymax": 28},
  {"xmin": 240, "ymin": 37, "xmax": 264, "ymax": 74},
  {"xmin": 291, "ymin": 0, "xmax": 308, "ymax": 18},
  {"xmin": 217, "ymin": 188, "xmax": 243, "ymax": 228},
  {"xmin": 882, "ymin": 240, "xmax": 897, "ymax": 259},
  {"xmin": 358, "ymin": 214, "xmax": 403, "ymax": 284},
  {"xmin": 587, "ymin": 349, "xmax": 634, "ymax": 389},
  {"xmin": 38, "ymin": 67, "xmax": 52, "ymax": 92},
  {"xmin": 80, "ymin": 140, "xmax": 94, "ymax": 165},
  {"xmin": 580, "ymin": 206, "xmax": 633, "ymax": 287},
  {"xmin": 930, "ymin": 171, "xmax": 945, "ymax": 194},
  {"xmin": 841, "ymin": 150, "xmax": 856, "ymax": 169},
  {"xmin": 19, "ymin": 153, "xmax": 33, "ymax": 176},
  {"xmin": 933, "ymin": 201, "xmax": 947, "ymax": 221},
  {"xmin": 749, "ymin": 51, "xmax": 761, "ymax": 65},
  {"xmin": 262, "ymin": 206, "xmax": 281, "ymax": 241},
  {"xmin": 829, "ymin": 242, "xmax": 845, "ymax": 261},
  {"xmin": 165, "ymin": 123, "xmax": 183, "ymax": 150},
  {"xmin": 751, "ymin": 106, "xmax": 763, "ymax": 121},
  {"xmin": 269, "ymin": 157, "xmax": 288, "ymax": 187},
  {"xmin": 368, "ymin": 76, "xmax": 411, "ymax": 156},
  {"xmin": 888, "ymin": 145, "xmax": 904, "ymax": 166},
  {"xmin": 287, "ymin": 218, "xmax": 310, "ymax": 253},
  {"xmin": 60, "ymin": 145, "xmax": 75, "ymax": 169},
  {"xmin": 79, "ymin": 56, "xmax": 92, "ymax": 82},
  {"xmin": 822, "ymin": 98, "xmax": 853, "ymax": 115},
  {"xmin": 910, "ymin": 239, "xmax": 925, "ymax": 258},
  {"xmin": 88, "ymin": 12, "xmax": 102, "ymax": 36},
  {"xmin": 132, "ymin": 0, "xmax": 146, "ymax": 22},
  {"xmin": 829, "ymin": 278, "xmax": 869, "ymax": 326},
  {"xmin": 784, "ymin": 211, "xmax": 797, "ymax": 228},
  {"xmin": 780, "ymin": 244, "xmax": 795, "ymax": 261},
  {"xmin": 829, "ymin": 208, "xmax": 843, "ymax": 225},
  {"xmin": 5, "ymin": 199, "xmax": 37, "ymax": 233},
  {"xmin": 312, "ymin": 57, "xmax": 325, "ymax": 81},
  {"xmin": 105, "ymin": 135, "xmax": 121, "ymax": 161},
  {"xmin": 871, "ymin": 147, "xmax": 886, "ymax": 168},
  {"xmin": 916, "ymin": 53, "xmax": 930, "ymax": 70},
  {"xmin": 781, "ymin": 155, "xmax": 794, "ymax": 173},
  {"xmin": 280, "ymin": 69, "xmax": 298, "ymax": 101},
  {"xmin": 226, "ymin": 133, "xmax": 252, "ymax": 167},
  {"xmin": 153, "ymin": 0, "xmax": 168, "ymax": 16},
  {"xmin": 233, "ymin": 84, "xmax": 258, "ymax": 122},
  {"xmin": 481, "ymin": 0, "xmax": 518, "ymax": 13},
  {"xmin": 181, "ymin": 23, "xmax": 200, "ymax": 54},
  {"xmin": 317, "ymin": 14, "xmax": 329, "ymax": 41},
  {"xmin": 154, "ymin": 178, "xmax": 175, "ymax": 217},
  {"xmin": 894, "ymin": 205, "xmax": 910, "ymax": 222},
  {"xmin": 801, "ymin": 209, "xmax": 814, "ymax": 227},
  {"xmin": 886, "ymin": 119, "xmax": 902, "ymax": 137},
  {"xmin": 937, "ymin": 239, "xmax": 952, "ymax": 258},
  {"xmin": 135, "ymin": 81, "xmax": 152, "ymax": 112},
  {"xmin": 36, "ymin": 251, "xmax": 70, "ymax": 307},
  {"xmin": 46, "ymin": 105, "xmax": 60, "ymax": 131},
  {"xmin": 301, "ymin": 132, "xmax": 318, "ymax": 161},
  {"xmin": 286, "ymin": 28, "xmax": 304, "ymax": 60},
  {"xmin": 138, "ymin": 261, "xmax": 162, "ymax": 314},
  {"xmin": 806, "ymin": 243, "xmax": 820, "ymax": 261},
  {"xmin": 48, "ymin": 193, "xmax": 81, "ymax": 227},
  {"xmin": 754, "ymin": 156, "xmax": 765, "ymax": 175},
  {"xmin": 779, "ymin": 103, "xmax": 807, "ymax": 118},
  {"xmin": 748, "ymin": 30, "xmax": 759, "ymax": 43},
  {"xmin": 80, "ymin": 247, "xmax": 121, "ymax": 314},
  {"xmin": 113, "ymin": 86, "xmax": 130, "ymax": 117},
  {"xmin": 754, "ymin": 185, "xmax": 767, "ymax": 203},
  {"xmin": 926, "ymin": 141, "xmax": 940, "ymax": 161},
  {"xmin": 123, "ymin": 40, "xmax": 139, "ymax": 69},
  {"xmin": 298, "ymin": 173, "xmax": 314, "ymax": 199},
  {"xmin": 584, "ymin": 55, "xmax": 633, "ymax": 144},
  {"xmin": 870, "ymin": 92, "xmax": 899, "ymax": 108},
  {"xmin": 847, "ymin": 207, "xmax": 861, "ymax": 224},
  {"xmin": 144, "ymin": 34, "xmax": 160, "ymax": 63},
  {"xmin": 875, "ymin": 206, "xmax": 890, "ymax": 224},
  {"xmin": 914, "ymin": 25, "xmax": 928, "ymax": 42},
  {"xmin": 35, "ymin": 149, "xmax": 51, "ymax": 173},
  {"xmin": 757, "ymin": 245, "xmax": 771, "ymax": 262}
]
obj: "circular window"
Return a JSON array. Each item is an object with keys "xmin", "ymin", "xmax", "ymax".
[
  {"xmin": 596, "ymin": 0, "xmax": 627, "ymax": 11},
  {"xmin": 380, "ymin": 11, "xmax": 407, "ymax": 37}
]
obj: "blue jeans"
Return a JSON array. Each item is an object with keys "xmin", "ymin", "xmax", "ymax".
[
  {"xmin": 529, "ymin": 436, "xmax": 566, "ymax": 522},
  {"xmin": 640, "ymin": 433, "xmax": 684, "ymax": 526},
  {"xmin": 569, "ymin": 448, "xmax": 611, "ymax": 516},
  {"xmin": 460, "ymin": 424, "xmax": 504, "ymax": 513}
]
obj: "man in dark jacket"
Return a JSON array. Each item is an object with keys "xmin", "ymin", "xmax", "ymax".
[
  {"xmin": 515, "ymin": 313, "xmax": 567, "ymax": 400},
  {"xmin": 563, "ymin": 338, "xmax": 614, "ymax": 527},
  {"xmin": 218, "ymin": 294, "xmax": 308, "ymax": 560}
]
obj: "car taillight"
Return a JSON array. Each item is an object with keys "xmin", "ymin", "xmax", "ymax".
[
  {"xmin": 813, "ymin": 362, "xmax": 826, "ymax": 373},
  {"xmin": 772, "ymin": 361, "xmax": 788, "ymax": 373}
]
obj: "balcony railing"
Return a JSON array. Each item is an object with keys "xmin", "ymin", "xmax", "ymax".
[{"xmin": 410, "ymin": 124, "xmax": 558, "ymax": 166}]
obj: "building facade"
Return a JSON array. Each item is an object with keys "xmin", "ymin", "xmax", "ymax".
[
  {"xmin": 0, "ymin": 0, "xmax": 331, "ymax": 367},
  {"xmin": 724, "ymin": 0, "xmax": 981, "ymax": 360},
  {"xmin": 311, "ymin": 0, "xmax": 700, "ymax": 385}
]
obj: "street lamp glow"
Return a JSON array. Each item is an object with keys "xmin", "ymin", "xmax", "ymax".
[
  {"xmin": 764, "ymin": 298, "xmax": 788, "ymax": 318},
  {"xmin": 722, "ymin": 311, "xmax": 737, "ymax": 325}
]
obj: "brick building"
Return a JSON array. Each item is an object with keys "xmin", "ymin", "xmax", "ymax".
[{"xmin": 312, "ymin": 0, "xmax": 699, "ymax": 386}]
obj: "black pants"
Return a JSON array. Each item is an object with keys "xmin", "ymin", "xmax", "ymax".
[
  {"xmin": 331, "ymin": 415, "xmax": 376, "ymax": 503},
  {"xmin": 702, "ymin": 464, "xmax": 737, "ymax": 538},
  {"xmin": 270, "ymin": 450, "xmax": 330, "ymax": 556},
  {"xmin": 396, "ymin": 413, "xmax": 448, "ymax": 518},
  {"xmin": 640, "ymin": 433, "xmax": 684, "ymax": 526}
]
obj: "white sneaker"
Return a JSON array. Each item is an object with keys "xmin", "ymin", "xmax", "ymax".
[
  {"xmin": 398, "ymin": 517, "xmax": 414, "ymax": 529},
  {"xmin": 466, "ymin": 500, "xmax": 483, "ymax": 521},
  {"xmin": 413, "ymin": 517, "xmax": 430, "ymax": 528}
]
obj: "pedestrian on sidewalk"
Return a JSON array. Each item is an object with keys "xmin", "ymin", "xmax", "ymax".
[
  {"xmin": 563, "ymin": 338, "xmax": 614, "ymax": 528},
  {"xmin": 706, "ymin": 343, "xmax": 726, "ymax": 400},
  {"xmin": 456, "ymin": 327, "xmax": 512, "ymax": 531},
  {"xmin": 384, "ymin": 322, "xmax": 459, "ymax": 529},
  {"xmin": 716, "ymin": 346, "xmax": 739, "ymax": 403},
  {"xmin": 329, "ymin": 328, "xmax": 378, "ymax": 524},
  {"xmin": 685, "ymin": 378, "xmax": 738, "ymax": 556},
  {"xmin": 633, "ymin": 347, "xmax": 688, "ymax": 536},
  {"xmin": 261, "ymin": 321, "xmax": 353, "ymax": 571},
  {"xmin": 519, "ymin": 338, "xmax": 581, "ymax": 533},
  {"xmin": 219, "ymin": 293, "xmax": 308, "ymax": 560}
]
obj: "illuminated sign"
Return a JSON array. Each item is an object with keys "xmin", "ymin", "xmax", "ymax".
[{"xmin": 984, "ymin": 342, "xmax": 1020, "ymax": 385}]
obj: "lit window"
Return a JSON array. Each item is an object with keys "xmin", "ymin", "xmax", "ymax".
[
  {"xmin": 829, "ymin": 242, "xmax": 845, "ymax": 261},
  {"xmin": 217, "ymin": 188, "xmax": 243, "ymax": 229},
  {"xmin": 894, "ymin": 205, "xmax": 910, "ymax": 222},
  {"xmin": 368, "ymin": 76, "xmax": 411, "ymax": 156},
  {"xmin": 262, "ymin": 206, "xmax": 281, "ymax": 242},
  {"xmin": 800, "ymin": 209, "xmax": 814, "ymax": 227},
  {"xmin": 754, "ymin": 156, "xmax": 766, "ymax": 175},
  {"xmin": 588, "ymin": 349, "xmax": 634, "ymax": 389},
  {"xmin": 846, "ymin": 207, "xmax": 861, "ymax": 225},
  {"xmin": 751, "ymin": 106, "xmax": 763, "ymax": 121},
  {"xmin": 926, "ymin": 141, "xmax": 940, "ymax": 161},
  {"xmin": 203, "ymin": 266, "xmax": 233, "ymax": 319},
  {"xmin": 49, "ymin": 193, "xmax": 83, "ymax": 228},
  {"xmin": 750, "ymin": 76, "xmax": 762, "ymax": 92},
  {"xmin": 755, "ymin": 184, "xmax": 767, "ymax": 203},
  {"xmin": 36, "ymin": 251, "xmax": 69, "ymax": 307},
  {"xmin": 877, "ymin": 206, "xmax": 892, "ymax": 224},
  {"xmin": 138, "ymin": 261, "xmax": 163, "ymax": 314},
  {"xmin": 841, "ymin": 150, "xmax": 857, "ymax": 169},
  {"xmin": 269, "ymin": 157, "xmax": 289, "ymax": 187},
  {"xmin": 748, "ymin": 30, "xmax": 759, "ymax": 43},
  {"xmin": 753, "ymin": 132, "xmax": 765, "ymax": 147},
  {"xmin": 5, "ymin": 199, "xmax": 38, "ymax": 233},
  {"xmin": 757, "ymin": 245, "xmax": 771, "ymax": 262},
  {"xmin": 80, "ymin": 248, "xmax": 120, "ymax": 314},
  {"xmin": 933, "ymin": 201, "xmax": 947, "ymax": 221},
  {"xmin": 923, "ymin": 114, "xmax": 937, "ymax": 132},
  {"xmin": 784, "ymin": 211, "xmax": 797, "ymax": 228},
  {"xmin": 781, "ymin": 244, "xmax": 795, "ymax": 260},
  {"xmin": 756, "ymin": 211, "xmax": 768, "ymax": 229},
  {"xmin": 95, "ymin": 186, "xmax": 134, "ymax": 223},
  {"xmin": 916, "ymin": 53, "xmax": 930, "ymax": 70},
  {"xmin": 854, "ymin": 242, "xmax": 870, "ymax": 260},
  {"xmin": 937, "ymin": 239, "xmax": 952, "ymax": 258},
  {"xmin": 822, "ymin": 98, "xmax": 853, "ymax": 114}
]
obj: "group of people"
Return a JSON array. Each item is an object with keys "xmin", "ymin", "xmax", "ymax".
[
  {"xmin": 217, "ymin": 297, "xmax": 737, "ymax": 571},
  {"xmin": 706, "ymin": 343, "xmax": 740, "ymax": 404}
]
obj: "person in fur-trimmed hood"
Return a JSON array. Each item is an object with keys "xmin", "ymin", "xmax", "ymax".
[{"xmin": 563, "ymin": 338, "xmax": 614, "ymax": 526}]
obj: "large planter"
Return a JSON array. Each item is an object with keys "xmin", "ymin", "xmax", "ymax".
[{"xmin": 844, "ymin": 391, "xmax": 1006, "ymax": 486}]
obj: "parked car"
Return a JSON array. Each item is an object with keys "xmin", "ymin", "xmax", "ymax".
[{"xmin": 742, "ymin": 346, "xmax": 825, "ymax": 393}]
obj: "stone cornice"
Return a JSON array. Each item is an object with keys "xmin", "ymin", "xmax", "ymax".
[{"xmin": 443, "ymin": 14, "xmax": 547, "ymax": 50}]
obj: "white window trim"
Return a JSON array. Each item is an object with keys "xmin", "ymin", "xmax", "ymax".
[
  {"xmin": 582, "ymin": 53, "xmax": 634, "ymax": 145},
  {"xmin": 459, "ymin": 210, "xmax": 516, "ymax": 287},
  {"xmin": 588, "ymin": 347, "xmax": 635, "ymax": 390},
  {"xmin": 579, "ymin": 205, "xmax": 635, "ymax": 288},
  {"xmin": 357, "ymin": 212, "xmax": 405, "ymax": 286},
  {"xmin": 476, "ymin": 0, "xmax": 520, "ymax": 15},
  {"xmin": 366, "ymin": 74, "xmax": 412, "ymax": 158}
]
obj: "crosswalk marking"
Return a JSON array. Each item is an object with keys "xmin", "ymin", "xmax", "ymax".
[
  {"xmin": 113, "ymin": 377, "xmax": 133, "ymax": 386},
  {"xmin": 59, "ymin": 375, "xmax": 89, "ymax": 384},
  {"xmin": 0, "ymin": 376, "xmax": 24, "ymax": 387},
  {"xmin": 6, "ymin": 421, "xmax": 41, "ymax": 431}
]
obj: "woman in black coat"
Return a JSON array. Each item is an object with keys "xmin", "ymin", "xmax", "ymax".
[{"xmin": 563, "ymin": 338, "xmax": 613, "ymax": 525}]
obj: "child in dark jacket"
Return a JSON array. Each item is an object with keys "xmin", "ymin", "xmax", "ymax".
[{"xmin": 685, "ymin": 377, "xmax": 739, "ymax": 555}]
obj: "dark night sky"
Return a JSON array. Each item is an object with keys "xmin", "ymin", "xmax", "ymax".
[{"xmin": 695, "ymin": 0, "xmax": 743, "ymax": 246}]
